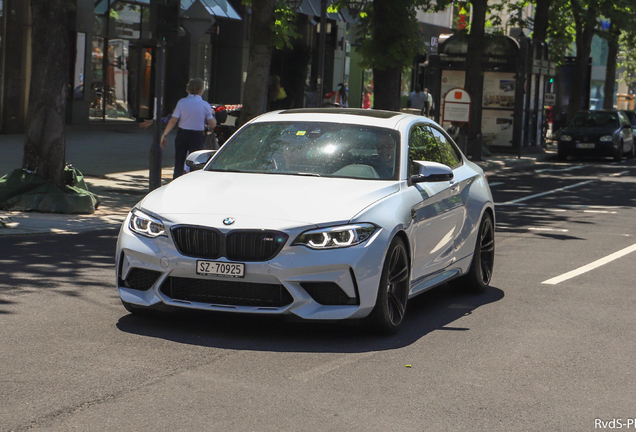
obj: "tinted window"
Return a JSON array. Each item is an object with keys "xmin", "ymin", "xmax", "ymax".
[
  {"xmin": 408, "ymin": 125, "xmax": 442, "ymax": 176},
  {"xmin": 429, "ymin": 127, "xmax": 463, "ymax": 168},
  {"xmin": 624, "ymin": 111, "xmax": 636, "ymax": 126}
]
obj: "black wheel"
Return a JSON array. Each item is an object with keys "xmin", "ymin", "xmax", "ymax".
[
  {"xmin": 452, "ymin": 213, "xmax": 495, "ymax": 294},
  {"xmin": 367, "ymin": 237, "xmax": 410, "ymax": 334},
  {"xmin": 630, "ymin": 142, "xmax": 636, "ymax": 159},
  {"xmin": 614, "ymin": 142, "xmax": 623, "ymax": 162},
  {"xmin": 557, "ymin": 148, "xmax": 567, "ymax": 161}
]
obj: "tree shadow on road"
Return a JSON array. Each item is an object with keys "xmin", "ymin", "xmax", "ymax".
[
  {"xmin": 0, "ymin": 229, "xmax": 118, "ymax": 302},
  {"xmin": 115, "ymin": 283, "xmax": 504, "ymax": 353}
]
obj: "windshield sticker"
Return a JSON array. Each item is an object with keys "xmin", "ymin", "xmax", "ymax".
[{"xmin": 296, "ymin": 131, "xmax": 306, "ymax": 136}]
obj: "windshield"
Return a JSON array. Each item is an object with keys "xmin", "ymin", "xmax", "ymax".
[
  {"xmin": 569, "ymin": 111, "xmax": 619, "ymax": 128},
  {"xmin": 207, "ymin": 121, "xmax": 401, "ymax": 180}
]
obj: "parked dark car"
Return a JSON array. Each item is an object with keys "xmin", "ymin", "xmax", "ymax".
[
  {"xmin": 623, "ymin": 110, "xmax": 636, "ymax": 140},
  {"xmin": 557, "ymin": 110, "xmax": 635, "ymax": 161}
]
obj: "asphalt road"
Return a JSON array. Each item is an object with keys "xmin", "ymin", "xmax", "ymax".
[{"xmin": 1, "ymin": 156, "xmax": 635, "ymax": 432}]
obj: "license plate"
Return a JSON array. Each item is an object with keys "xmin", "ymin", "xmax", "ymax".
[
  {"xmin": 196, "ymin": 260, "xmax": 245, "ymax": 278},
  {"xmin": 576, "ymin": 143, "xmax": 595, "ymax": 149}
]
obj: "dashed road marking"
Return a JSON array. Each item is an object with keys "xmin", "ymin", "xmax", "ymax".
[{"xmin": 542, "ymin": 243, "xmax": 636, "ymax": 285}]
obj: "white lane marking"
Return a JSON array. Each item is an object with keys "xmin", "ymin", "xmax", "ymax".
[
  {"xmin": 610, "ymin": 171, "xmax": 629, "ymax": 177},
  {"xmin": 583, "ymin": 210, "xmax": 617, "ymax": 214},
  {"xmin": 528, "ymin": 227, "xmax": 569, "ymax": 232},
  {"xmin": 488, "ymin": 182, "xmax": 504, "ymax": 187},
  {"xmin": 535, "ymin": 166, "xmax": 586, "ymax": 173},
  {"xmin": 497, "ymin": 180, "xmax": 595, "ymax": 205},
  {"xmin": 559, "ymin": 205, "xmax": 624, "ymax": 209},
  {"xmin": 542, "ymin": 243, "xmax": 636, "ymax": 285}
]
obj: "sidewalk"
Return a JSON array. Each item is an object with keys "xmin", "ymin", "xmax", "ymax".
[{"xmin": 0, "ymin": 123, "xmax": 555, "ymax": 236}]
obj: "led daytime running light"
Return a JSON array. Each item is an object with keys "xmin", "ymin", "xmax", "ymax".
[
  {"xmin": 129, "ymin": 209, "xmax": 167, "ymax": 238},
  {"xmin": 294, "ymin": 223, "xmax": 376, "ymax": 250}
]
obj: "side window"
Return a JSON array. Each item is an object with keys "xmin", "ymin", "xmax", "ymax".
[
  {"xmin": 408, "ymin": 124, "xmax": 442, "ymax": 176},
  {"xmin": 619, "ymin": 112, "xmax": 630, "ymax": 127},
  {"xmin": 429, "ymin": 127, "xmax": 463, "ymax": 168}
]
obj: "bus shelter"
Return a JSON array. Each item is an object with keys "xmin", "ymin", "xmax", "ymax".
[{"xmin": 428, "ymin": 33, "xmax": 552, "ymax": 155}]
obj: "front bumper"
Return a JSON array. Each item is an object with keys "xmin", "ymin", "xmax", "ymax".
[
  {"xmin": 115, "ymin": 216, "xmax": 390, "ymax": 321},
  {"xmin": 558, "ymin": 140, "xmax": 617, "ymax": 157}
]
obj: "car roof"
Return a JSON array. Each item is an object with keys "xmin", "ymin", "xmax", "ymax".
[{"xmin": 251, "ymin": 108, "xmax": 428, "ymax": 129}]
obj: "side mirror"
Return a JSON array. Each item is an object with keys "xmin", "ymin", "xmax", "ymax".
[
  {"xmin": 185, "ymin": 149, "xmax": 216, "ymax": 171},
  {"xmin": 409, "ymin": 161, "xmax": 453, "ymax": 185}
]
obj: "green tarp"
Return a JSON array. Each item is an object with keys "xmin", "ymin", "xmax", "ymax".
[{"xmin": 0, "ymin": 166, "xmax": 100, "ymax": 214}]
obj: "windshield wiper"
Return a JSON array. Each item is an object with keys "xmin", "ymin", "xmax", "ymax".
[{"xmin": 294, "ymin": 172, "xmax": 321, "ymax": 177}]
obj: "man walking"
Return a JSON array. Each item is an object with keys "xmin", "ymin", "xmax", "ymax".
[{"xmin": 161, "ymin": 78, "xmax": 217, "ymax": 179}]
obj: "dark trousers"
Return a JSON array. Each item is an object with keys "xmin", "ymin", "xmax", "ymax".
[{"xmin": 174, "ymin": 128, "xmax": 205, "ymax": 179}]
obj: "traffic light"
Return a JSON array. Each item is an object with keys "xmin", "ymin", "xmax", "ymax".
[{"xmin": 156, "ymin": 0, "xmax": 180, "ymax": 45}]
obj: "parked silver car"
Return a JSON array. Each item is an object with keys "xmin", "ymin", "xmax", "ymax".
[{"xmin": 116, "ymin": 108, "xmax": 495, "ymax": 333}]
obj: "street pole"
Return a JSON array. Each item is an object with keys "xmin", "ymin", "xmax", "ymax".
[
  {"xmin": 150, "ymin": 40, "xmax": 166, "ymax": 192},
  {"xmin": 317, "ymin": 0, "xmax": 327, "ymax": 107}
]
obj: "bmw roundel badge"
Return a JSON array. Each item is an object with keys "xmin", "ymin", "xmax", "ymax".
[{"xmin": 223, "ymin": 217, "xmax": 236, "ymax": 226}]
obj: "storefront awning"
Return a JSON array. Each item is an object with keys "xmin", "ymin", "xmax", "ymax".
[
  {"xmin": 296, "ymin": 0, "xmax": 358, "ymax": 23},
  {"xmin": 180, "ymin": 0, "xmax": 241, "ymax": 20}
]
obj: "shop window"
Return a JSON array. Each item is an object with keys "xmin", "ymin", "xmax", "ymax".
[
  {"xmin": 71, "ymin": 33, "xmax": 86, "ymax": 100},
  {"xmin": 109, "ymin": 2, "xmax": 142, "ymax": 40},
  {"xmin": 90, "ymin": 37, "xmax": 105, "ymax": 120}
]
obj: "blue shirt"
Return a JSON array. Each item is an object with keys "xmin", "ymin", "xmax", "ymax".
[{"xmin": 172, "ymin": 94, "xmax": 214, "ymax": 131}]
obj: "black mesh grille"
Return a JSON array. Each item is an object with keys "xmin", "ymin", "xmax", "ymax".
[
  {"xmin": 172, "ymin": 226, "xmax": 221, "ymax": 259},
  {"xmin": 124, "ymin": 268, "xmax": 162, "ymax": 291},
  {"xmin": 160, "ymin": 277, "xmax": 293, "ymax": 307},
  {"xmin": 226, "ymin": 231, "xmax": 288, "ymax": 261},
  {"xmin": 171, "ymin": 226, "xmax": 287, "ymax": 262},
  {"xmin": 300, "ymin": 282, "xmax": 358, "ymax": 306}
]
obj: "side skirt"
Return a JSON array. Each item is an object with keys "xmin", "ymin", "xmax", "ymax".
[{"xmin": 408, "ymin": 254, "xmax": 473, "ymax": 299}]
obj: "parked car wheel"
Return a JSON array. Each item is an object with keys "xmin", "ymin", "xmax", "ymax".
[
  {"xmin": 452, "ymin": 213, "xmax": 495, "ymax": 294},
  {"xmin": 557, "ymin": 148, "xmax": 568, "ymax": 161},
  {"xmin": 630, "ymin": 142, "xmax": 636, "ymax": 159},
  {"xmin": 367, "ymin": 237, "xmax": 410, "ymax": 334}
]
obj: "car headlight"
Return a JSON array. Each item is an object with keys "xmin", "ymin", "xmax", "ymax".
[
  {"xmin": 129, "ymin": 208, "xmax": 167, "ymax": 238},
  {"xmin": 293, "ymin": 223, "xmax": 377, "ymax": 249},
  {"xmin": 599, "ymin": 135, "xmax": 613, "ymax": 142},
  {"xmin": 560, "ymin": 135, "xmax": 572, "ymax": 141}
]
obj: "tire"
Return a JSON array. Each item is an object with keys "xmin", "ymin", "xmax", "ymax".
[
  {"xmin": 367, "ymin": 237, "xmax": 410, "ymax": 334},
  {"xmin": 614, "ymin": 142, "xmax": 623, "ymax": 162},
  {"xmin": 452, "ymin": 213, "xmax": 495, "ymax": 294},
  {"xmin": 557, "ymin": 148, "xmax": 567, "ymax": 161},
  {"xmin": 630, "ymin": 142, "xmax": 636, "ymax": 159}
]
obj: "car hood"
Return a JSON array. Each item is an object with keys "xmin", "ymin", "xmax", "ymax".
[{"xmin": 139, "ymin": 171, "xmax": 400, "ymax": 229}]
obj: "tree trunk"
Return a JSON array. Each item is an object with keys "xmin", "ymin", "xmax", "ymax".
[
  {"xmin": 533, "ymin": 0, "xmax": 550, "ymax": 43},
  {"xmin": 603, "ymin": 23, "xmax": 620, "ymax": 110},
  {"xmin": 23, "ymin": 0, "xmax": 69, "ymax": 189},
  {"xmin": 465, "ymin": 0, "xmax": 488, "ymax": 137},
  {"xmin": 370, "ymin": 0, "xmax": 409, "ymax": 111},
  {"xmin": 373, "ymin": 67, "xmax": 402, "ymax": 111},
  {"xmin": 567, "ymin": 2, "xmax": 596, "ymax": 122},
  {"xmin": 238, "ymin": 0, "xmax": 277, "ymax": 127}
]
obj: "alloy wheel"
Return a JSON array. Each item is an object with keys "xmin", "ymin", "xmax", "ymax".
[
  {"xmin": 478, "ymin": 217, "xmax": 495, "ymax": 285},
  {"xmin": 385, "ymin": 242, "xmax": 409, "ymax": 326}
]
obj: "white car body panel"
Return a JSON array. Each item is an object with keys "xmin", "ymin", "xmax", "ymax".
[{"xmin": 115, "ymin": 109, "xmax": 494, "ymax": 326}]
